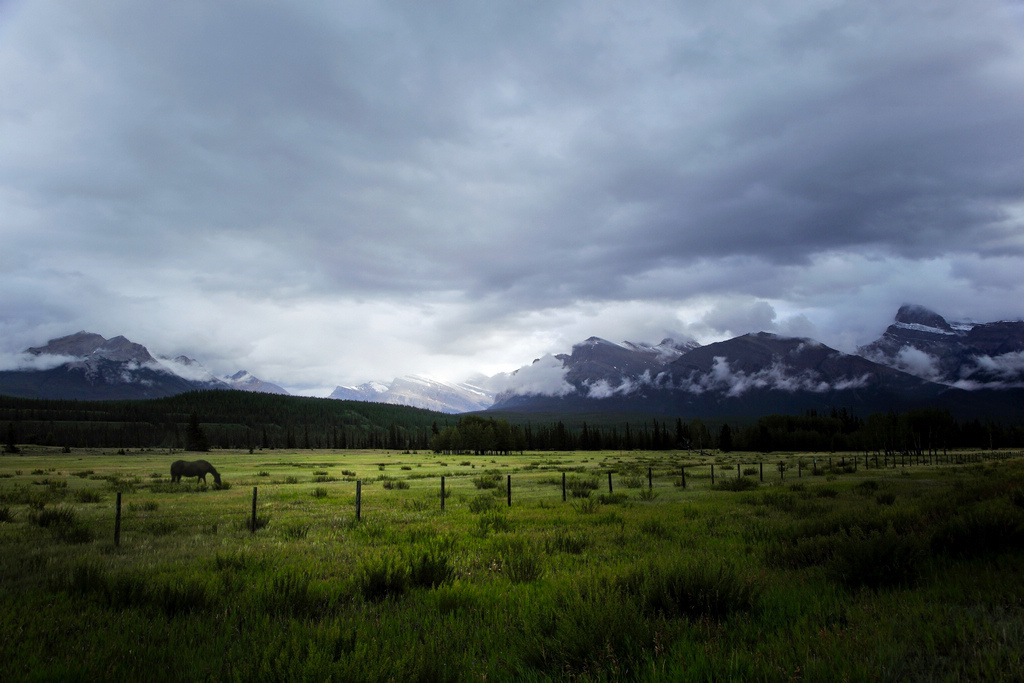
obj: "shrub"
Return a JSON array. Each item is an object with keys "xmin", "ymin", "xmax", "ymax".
[
  {"xmin": 468, "ymin": 494, "xmax": 497, "ymax": 513},
  {"xmin": 32, "ymin": 505, "xmax": 76, "ymax": 529},
  {"xmin": 931, "ymin": 508, "xmax": 1024, "ymax": 558},
  {"xmin": 639, "ymin": 518, "xmax": 672, "ymax": 539},
  {"xmin": 257, "ymin": 471, "xmax": 270, "ymax": 477},
  {"xmin": 356, "ymin": 553, "xmax": 409, "ymax": 601},
  {"xmin": 477, "ymin": 509, "xmax": 513, "ymax": 535},
  {"xmin": 876, "ymin": 492, "xmax": 896, "ymax": 506},
  {"xmin": 312, "ymin": 487, "xmax": 328, "ymax": 498},
  {"xmin": 598, "ymin": 492, "xmax": 629, "ymax": 505},
  {"xmin": 472, "ymin": 473, "xmax": 502, "ymax": 490},
  {"xmin": 714, "ymin": 477, "xmax": 759, "ymax": 492},
  {"xmin": 408, "ymin": 537, "xmax": 456, "ymax": 588},
  {"xmin": 74, "ymin": 489, "xmax": 104, "ymax": 504},
  {"xmin": 619, "ymin": 474, "xmax": 643, "ymax": 489},
  {"xmin": 829, "ymin": 527, "xmax": 924, "ymax": 590},
  {"xmin": 618, "ymin": 559, "xmax": 760, "ymax": 620},
  {"xmin": 283, "ymin": 476, "xmax": 299, "ymax": 485},
  {"xmin": 493, "ymin": 536, "xmax": 543, "ymax": 583},
  {"xmin": 855, "ymin": 480, "xmax": 880, "ymax": 495},
  {"xmin": 637, "ymin": 488, "xmax": 659, "ymax": 501},
  {"xmin": 284, "ymin": 523, "xmax": 311, "ymax": 540},
  {"xmin": 572, "ymin": 497, "xmax": 599, "ymax": 515},
  {"xmin": 566, "ymin": 475, "xmax": 599, "ymax": 499},
  {"xmin": 545, "ymin": 527, "xmax": 590, "ymax": 554},
  {"xmin": 248, "ymin": 515, "xmax": 271, "ymax": 532},
  {"xmin": 0, "ymin": 506, "xmax": 12, "ymax": 522},
  {"xmin": 815, "ymin": 487, "xmax": 839, "ymax": 499}
]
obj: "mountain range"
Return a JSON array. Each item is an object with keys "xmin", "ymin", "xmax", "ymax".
[
  {"xmin": 2, "ymin": 305, "xmax": 1023, "ymax": 418},
  {"xmin": 0, "ymin": 331, "xmax": 288, "ymax": 400}
]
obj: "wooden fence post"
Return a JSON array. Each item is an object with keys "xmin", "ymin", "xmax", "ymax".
[
  {"xmin": 648, "ymin": 467, "xmax": 653, "ymax": 489},
  {"xmin": 441, "ymin": 475, "xmax": 445, "ymax": 510},
  {"xmin": 737, "ymin": 463, "xmax": 741, "ymax": 478},
  {"xmin": 356, "ymin": 481, "xmax": 362, "ymax": 521},
  {"xmin": 681, "ymin": 466, "xmax": 687, "ymax": 489},
  {"xmin": 562, "ymin": 472, "xmax": 566, "ymax": 502},
  {"xmin": 798, "ymin": 460, "xmax": 802, "ymax": 478},
  {"xmin": 250, "ymin": 486, "xmax": 257, "ymax": 533},
  {"xmin": 114, "ymin": 491, "xmax": 122, "ymax": 547},
  {"xmin": 507, "ymin": 475, "xmax": 512, "ymax": 507},
  {"xmin": 608, "ymin": 472, "xmax": 613, "ymax": 494},
  {"xmin": 759, "ymin": 461, "xmax": 763, "ymax": 482},
  {"xmin": 711, "ymin": 464, "xmax": 715, "ymax": 485}
]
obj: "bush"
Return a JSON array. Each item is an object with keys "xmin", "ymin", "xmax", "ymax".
[
  {"xmin": 0, "ymin": 506, "xmax": 11, "ymax": 522},
  {"xmin": 619, "ymin": 474, "xmax": 643, "ymax": 489},
  {"xmin": 829, "ymin": 527, "xmax": 924, "ymax": 590},
  {"xmin": 597, "ymin": 492, "xmax": 629, "ymax": 505},
  {"xmin": 493, "ymin": 536, "xmax": 543, "ymax": 583},
  {"xmin": 408, "ymin": 537, "xmax": 456, "ymax": 588},
  {"xmin": 472, "ymin": 473, "xmax": 502, "ymax": 490},
  {"xmin": 566, "ymin": 475, "xmax": 599, "ymax": 499},
  {"xmin": 312, "ymin": 487, "xmax": 328, "ymax": 498},
  {"xmin": 876, "ymin": 492, "xmax": 896, "ymax": 506},
  {"xmin": 639, "ymin": 518, "xmax": 673, "ymax": 539},
  {"xmin": 74, "ymin": 489, "xmax": 104, "ymax": 504},
  {"xmin": 572, "ymin": 497, "xmax": 599, "ymax": 515},
  {"xmin": 356, "ymin": 553, "xmax": 409, "ymax": 601},
  {"xmin": 32, "ymin": 505, "xmax": 76, "ymax": 529},
  {"xmin": 545, "ymin": 527, "xmax": 590, "ymax": 554},
  {"xmin": 855, "ymin": 480, "xmax": 880, "ymax": 495},
  {"xmin": 815, "ymin": 487, "xmax": 839, "ymax": 499},
  {"xmin": 714, "ymin": 477, "xmax": 759, "ymax": 492},
  {"xmin": 468, "ymin": 494, "xmax": 497, "ymax": 513},
  {"xmin": 477, "ymin": 510, "xmax": 513, "ymax": 535},
  {"xmin": 618, "ymin": 559, "xmax": 760, "ymax": 620},
  {"xmin": 931, "ymin": 508, "xmax": 1024, "ymax": 558},
  {"xmin": 284, "ymin": 523, "xmax": 311, "ymax": 540}
]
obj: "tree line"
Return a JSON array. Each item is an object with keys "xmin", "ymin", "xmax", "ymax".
[{"xmin": 2, "ymin": 392, "xmax": 1022, "ymax": 454}]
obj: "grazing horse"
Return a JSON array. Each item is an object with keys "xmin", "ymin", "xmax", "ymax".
[{"xmin": 170, "ymin": 459, "xmax": 221, "ymax": 486}]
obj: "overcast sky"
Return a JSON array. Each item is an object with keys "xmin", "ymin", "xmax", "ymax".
[{"xmin": 2, "ymin": 0, "xmax": 1024, "ymax": 395}]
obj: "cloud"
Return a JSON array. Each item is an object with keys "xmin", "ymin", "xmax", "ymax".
[
  {"xmin": 498, "ymin": 355, "xmax": 574, "ymax": 397},
  {"xmin": 1, "ymin": 1, "xmax": 1023, "ymax": 389},
  {"xmin": 0, "ymin": 352, "xmax": 80, "ymax": 372},
  {"xmin": 892, "ymin": 348, "xmax": 944, "ymax": 382},
  {"xmin": 672, "ymin": 356, "xmax": 867, "ymax": 397}
]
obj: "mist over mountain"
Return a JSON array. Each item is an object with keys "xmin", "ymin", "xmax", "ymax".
[
  {"xmin": 859, "ymin": 305, "xmax": 1024, "ymax": 389},
  {"xmin": 329, "ymin": 375, "xmax": 494, "ymax": 414},
  {"xmin": 0, "ymin": 332, "xmax": 284, "ymax": 401},
  {"xmin": 3, "ymin": 306, "xmax": 1024, "ymax": 419}
]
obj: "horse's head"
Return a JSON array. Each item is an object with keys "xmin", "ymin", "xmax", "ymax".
[{"xmin": 213, "ymin": 471, "xmax": 222, "ymax": 486}]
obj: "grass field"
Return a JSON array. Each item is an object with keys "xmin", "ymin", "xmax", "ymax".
[{"xmin": 1, "ymin": 446, "xmax": 1022, "ymax": 681}]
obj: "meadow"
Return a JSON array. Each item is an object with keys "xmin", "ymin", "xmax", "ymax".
[{"xmin": 0, "ymin": 446, "xmax": 1022, "ymax": 681}]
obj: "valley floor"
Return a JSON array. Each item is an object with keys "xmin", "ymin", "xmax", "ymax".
[{"xmin": 1, "ymin": 447, "xmax": 1022, "ymax": 681}]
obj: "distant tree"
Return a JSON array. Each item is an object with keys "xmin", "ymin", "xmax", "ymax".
[
  {"xmin": 185, "ymin": 412, "xmax": 209, "ymax": 452},
  {"xmin": 5, "ymin": 422, "xmax": 20, "ymax": 454},
  {"xmin": 719, "ymin": 423, "xmax": 734, "ymax": 453}
]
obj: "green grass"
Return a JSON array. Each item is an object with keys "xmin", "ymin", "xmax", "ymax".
[{"xmin": 0, "ymin": 446, "xmax": 1022, "ymax": 681}]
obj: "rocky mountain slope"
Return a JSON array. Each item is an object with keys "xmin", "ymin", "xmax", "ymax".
[{"xmin": 858, "ymin": 305, "xmax": 1024, "ymax": 388}]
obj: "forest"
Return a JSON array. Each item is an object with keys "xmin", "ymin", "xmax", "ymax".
[{"xmin": 3, "ymin": 390, "xmax": 1024, "ymax": 456}]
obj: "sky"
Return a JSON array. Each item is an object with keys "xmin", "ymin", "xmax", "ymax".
[{"xmin": 2, "ymin": 0, "xmax": 1024, "ymax": 396}]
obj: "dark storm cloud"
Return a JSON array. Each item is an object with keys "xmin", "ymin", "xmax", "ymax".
[{"xmin": 2, "ymin": 0, "xmax": 1023, "ymax": 387}]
